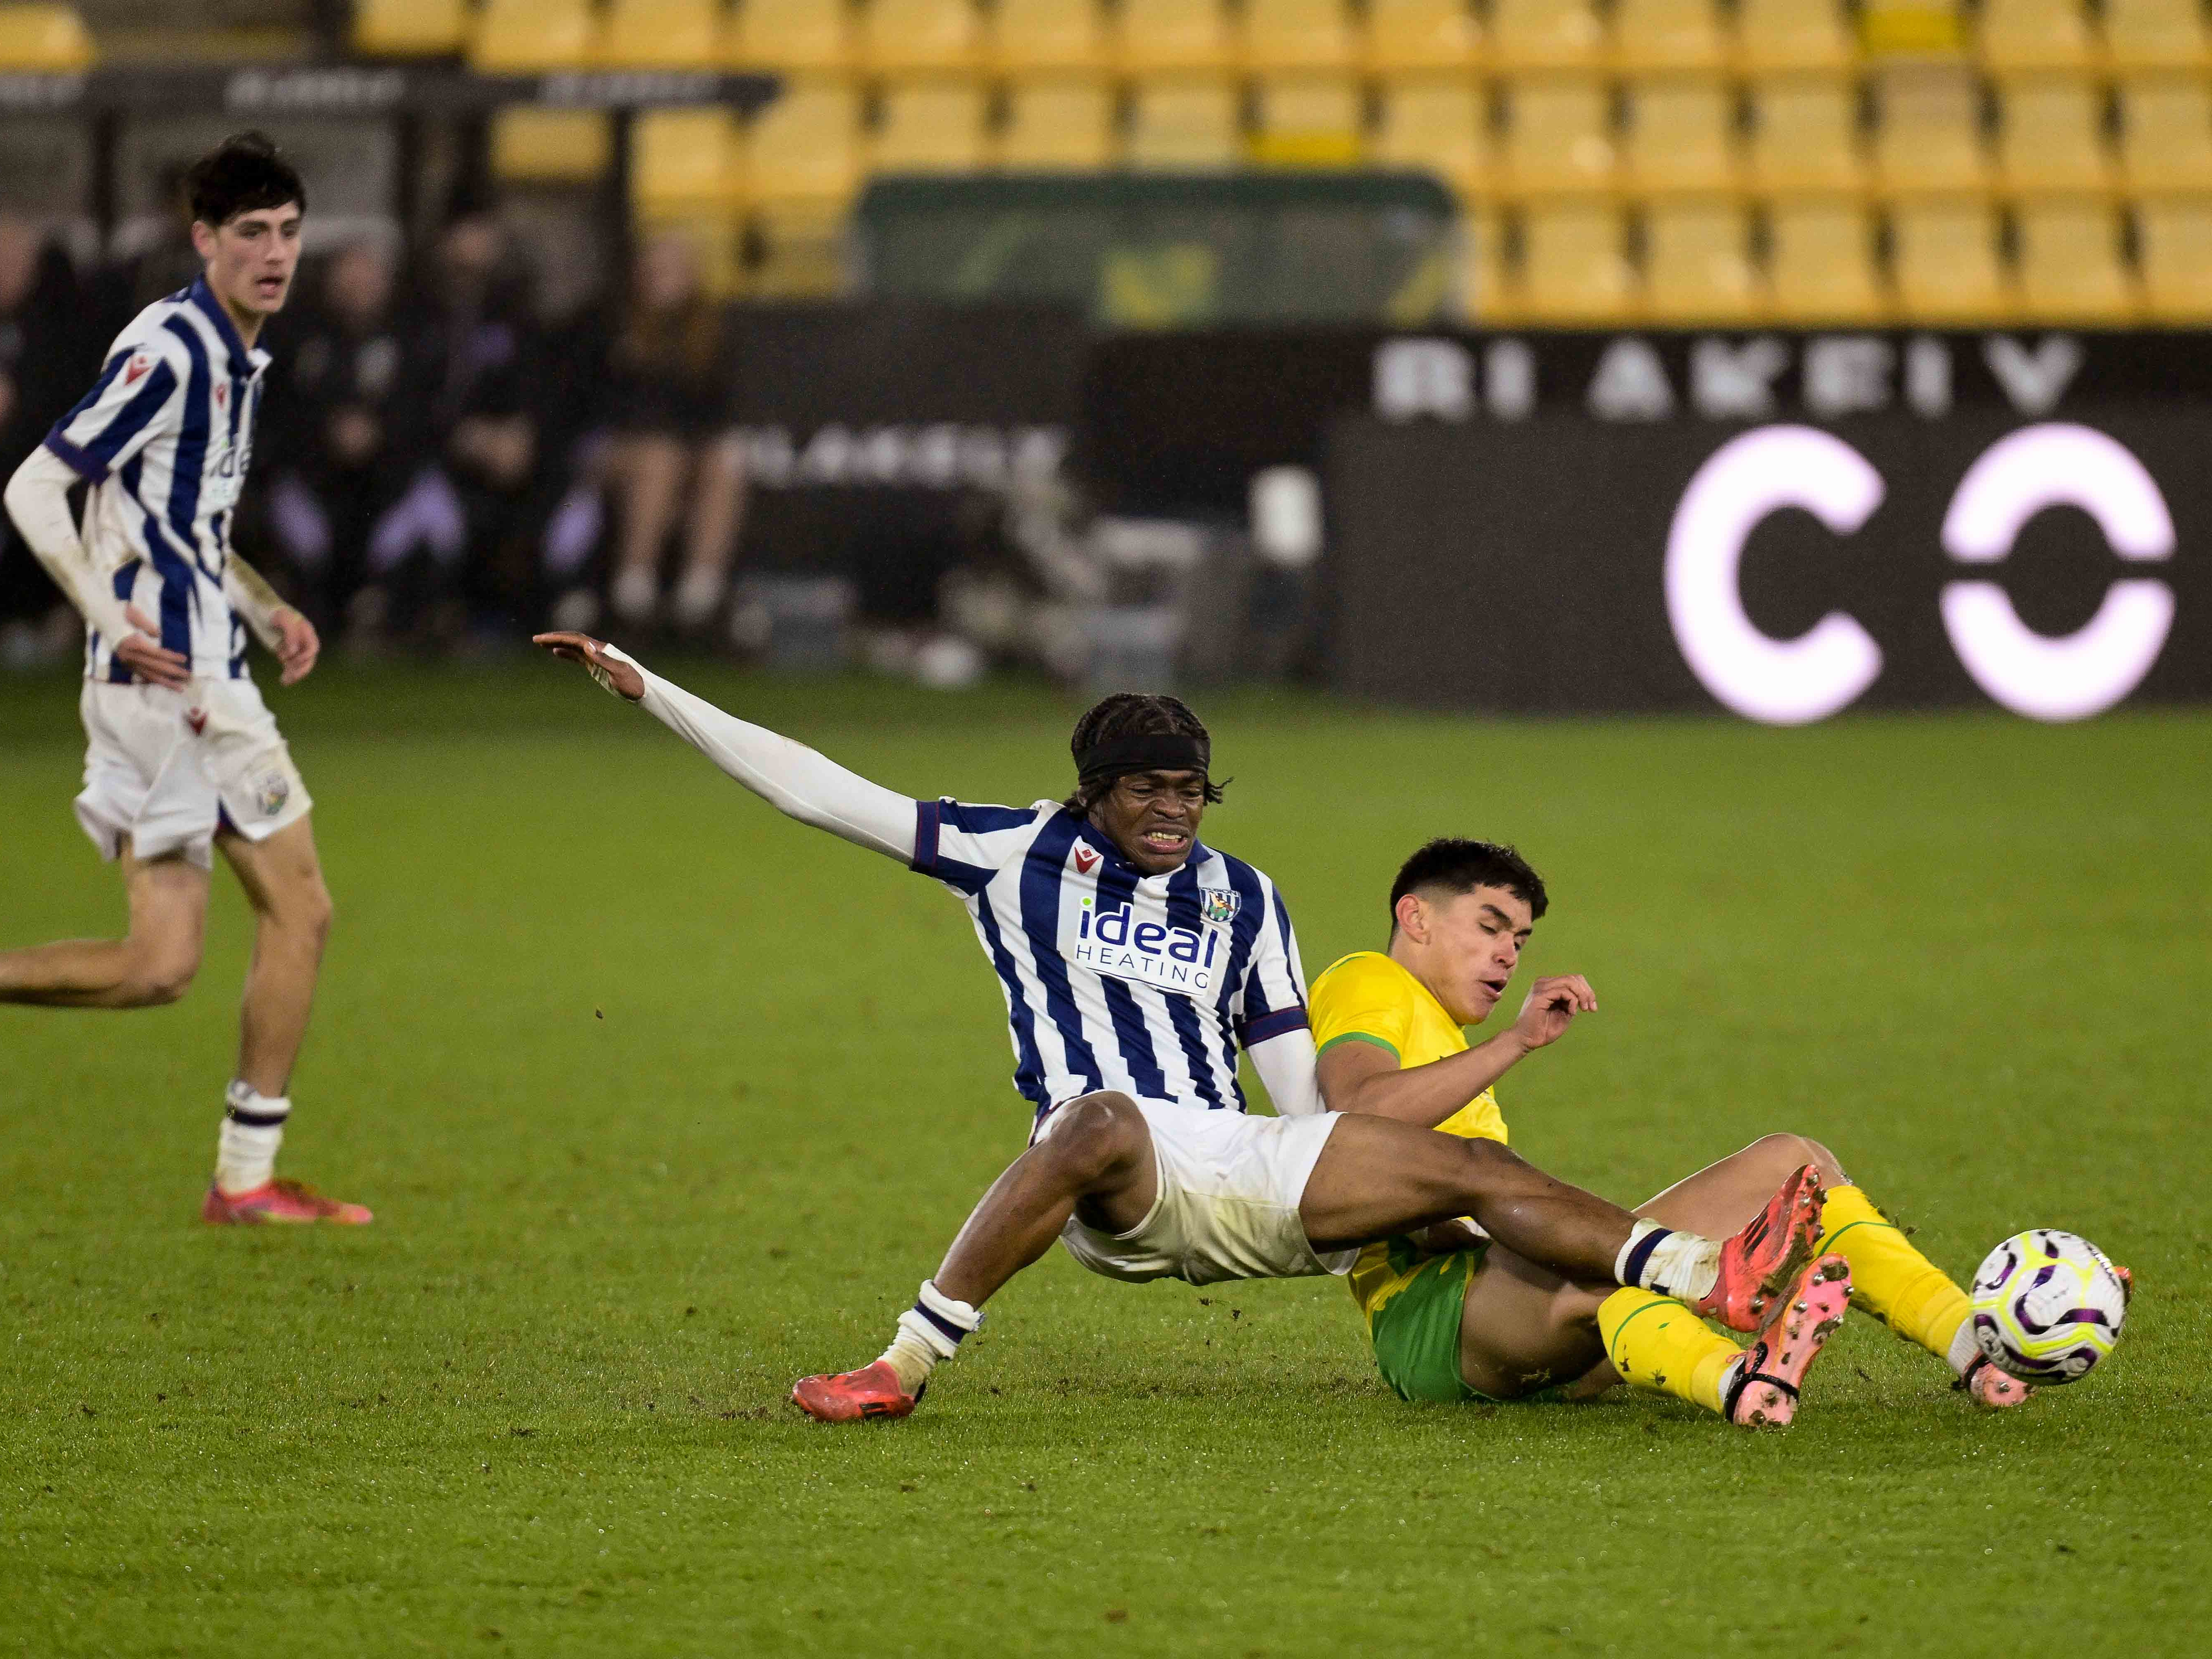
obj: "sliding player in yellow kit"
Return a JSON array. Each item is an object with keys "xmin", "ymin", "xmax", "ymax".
[{"xmin": 1310, "ymin": 838, "xmax": 2036, "ymax": 1427}]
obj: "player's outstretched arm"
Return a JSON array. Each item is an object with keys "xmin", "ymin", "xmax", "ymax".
[
  {"xmin": 533, "ymin": 631, "xmax": 918, "ymax": 863},
  {"xmin": 224, "ymin": 554, "xmax": 319, "ymax": 684},
  {"xmin": 1319, "ymin": 974, "xmax": 1597, "ymax": 1126},
  {"xmin": 5, "ymin": 447, "xmax": 190, "ymax": 688}
]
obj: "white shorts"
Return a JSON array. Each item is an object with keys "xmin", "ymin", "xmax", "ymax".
[
  {"xmin": 75, "ymin": 676, "xmax": 311, "ymax": 871},
  {"xmin": 1049, "ymin": 1097, "xmax": 1359, "ymax": 1287}
]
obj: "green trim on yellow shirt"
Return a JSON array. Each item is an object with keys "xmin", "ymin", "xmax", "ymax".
[{"xmin": 1318, "ymin": 1030, "xmax": 1400, "ymax": 1061}]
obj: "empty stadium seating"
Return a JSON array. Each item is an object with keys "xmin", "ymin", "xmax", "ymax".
[
  {"xmin": 327, "ymin": 0, "xmax": 2212, "ymax": 317},
  {"xmin": 997, "ymin": 76, "xmax": 1119, "ymax": 167}
]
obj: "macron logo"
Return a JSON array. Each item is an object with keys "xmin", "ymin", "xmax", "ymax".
[
  {"xmin": 123, "ymin": 354, "xmax": 151, "ymax": 385},
  {"xmin": 1072, "ymin": 843, "xmax": 1100, "ymax": 875}
]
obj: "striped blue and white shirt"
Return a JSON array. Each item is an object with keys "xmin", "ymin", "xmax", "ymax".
[
  {"xmin": 44, "ymin": 278, "xmax": 270, "ymax": 682},
  {"xmin": 913, "ymin": 799, "xmax": 1311, "ymax": 1117}
]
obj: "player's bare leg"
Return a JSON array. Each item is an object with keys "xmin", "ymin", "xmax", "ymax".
[
  {"xmin": 792, "ymin": 1092, "xmax": 1161, "ymax": 1422},
  {"xmin": 202, "ymin": 815, "xmax": 365, "ymax": 1226},
  {"xmin": 217, "ymin": 815, "xmax": 333, "ymax": 1097},
  {"xmin": 0, "ymin": 839, "xmax": 208, "ymax": 1008}
]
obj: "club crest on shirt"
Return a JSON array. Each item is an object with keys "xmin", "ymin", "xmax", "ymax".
[
  {"xmin": 213, "ymin": 381, "xmax": 228, "ymax": 409},
  {"xmin": 1199, "ymin": 887, "xmax": 1241, "ymax": 924}
]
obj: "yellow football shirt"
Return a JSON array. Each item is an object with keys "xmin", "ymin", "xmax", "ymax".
[{"xmin": 1308, "ymin": 950, "xmax": 1510, "ymax": 1322}]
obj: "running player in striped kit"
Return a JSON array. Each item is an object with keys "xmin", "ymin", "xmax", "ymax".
[
  {"xmin": 537, "ymin": 632, "xmax": 1829, "ymax": 1421},
  {"xmin": 0, "ymin": 134, "xmax": 367, "ymax": 1225}
]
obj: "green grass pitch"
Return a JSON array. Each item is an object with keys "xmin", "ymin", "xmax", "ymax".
[{"xmin": 3, "ymin": 662, "xmax": 2209, "ymax": 1657}]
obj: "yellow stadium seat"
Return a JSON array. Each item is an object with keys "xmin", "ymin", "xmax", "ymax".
[
  {"xmin": 353, "ymin": 0, "xmax": 467, "ymax": 57},
  {"xmin": 1516, "ymin": 200, "xmax": 1636, "ymax": 317},
  {"xmin": 1767, "ymin": 197, "xmax": 1887, "ymax": 319},
  {"xmin": 750, "ymin": 200, "xmax": 847, "ymax": 295},
  {"xmin": 1458, "ymin": 203, "xmax": 1509, "ymax": 317},
  {"xmin": 1873, "ymin": 70, "xmax": 1990, "ymax": 195},
  {"xmin": 0, "ymin": 4, "xmax": 92, "ymax": 70},
  {"xmin": 1251, "ymin": 74, "xmax": 1363, "ymax": 164},
  {"xmin": 602, "ymin": 0, "xmax": 723, "ymax": 68},
  {"xmin": 996, "ymin": 76, "xmax": 1118, "ymax": 166},
  {"xmin": 1127, "ymin": 75, "xmax": 1240, "ymax": 165},
  {"xmin": 1976, "ymin": 0, "xmax": 2097, "ymax": 72},
  {"xmin": 745, "ymin": 78, "xmax": 864, "ymax": 202},
  {"xmin": 1623, "ymin": 77, "xmax": 1740, "ymax": 193},
  {"xmin": 1644, "ymin": 199, "xmax": 1763, "ymax": 318},
  {"xmin": 1114, "ymin": 0, "xmax": 1233, "ymax": 73},
  {"xmin": 1861, "ymin": 0, "xmax": 1964, "ymax": 58},
  {"xmin": 872, "ymin": 78, "xmax": 990, "ymax": 170},
  {"xmin": 728, "ymin": 0, "xmax": 851, "ymax": 71},
  {"xmin": 1889, "ymin": 198, "xmax": 2012, "ymax": 319},
  {"xmin": 1997, "ymin": 76, "xmax": 2114, "ymax": 193},
  {"xmin": 2103, "ymin": 0, "xmax": 2210, "ymax": 71},
  {"xmin": 2119, "ymin": 75, "xmax": 2212, "ymax": 191},
  {"xmin": 1489, "ymin": 0, "xmax": 1605, "ymax": 71},
  {"xmin": 1374, "ymin": 75, "xmax": 1492, "ymax": 199},
  {"xmin": 1611, "ymin": 0, "xmax": 1728, "ymax": 73},
  {"xmin": 1746, "ymin": 76, "xmax": 1863, "ymax": 192},
  {"xmin": 2015, "ymin": 198, "xmax": 2139, "ymax": 318},
  {"xmin": 1499, "ymin": 75, "xmax": 1616, "ymax": 194},
  {"xmin": 1735, "ymin": 0, "xmax": 1853, "ymax": 71},
  {"xmin": 1363, "ymin": 0, "xmax": 1480, "ymax": 74},
  {"xmin": 1239, "ymin": 0, "xmax": 1353, "ymax": 72},
  {"xmin": 2135, "ymin": 196, "xmax": 2212, "ymax": 316},
  {"xmin": 632, "ymin": 108, "xmax": 742, "ymax": 207},
  {"xmin": 472, "ymin": 0, "xmax": 599, "ymax": 71},
  {"xmin": 990, "ymin": 0, "xmax": 1106, "ymax": 72},
  {"xmin": 491, "ymin": 108, "xmax": 613, "ymax": 181},
  {"xmin": 859, "ymin": 0, "xmax": 981, "ymax": 71}
]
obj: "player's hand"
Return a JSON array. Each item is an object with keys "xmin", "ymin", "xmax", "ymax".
[
  {"xmin": 271, "ymin": 607, "xmax": 319, "ymax": 685},
  {"xmin": 115, "ymin": 603, "xmax": 191, "ymax": 689},
  {"xmin": 1512, "ymin": 974, "xmax": 1596, "ymax": 1051},
  {"xmin": 533, "ymin": 630, "xmax": 645, "ymax": 702}
]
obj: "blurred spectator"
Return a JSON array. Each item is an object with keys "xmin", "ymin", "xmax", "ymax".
[
  {"xmin": 90, "ymin": 161, "xmax": 204, "ymax": 342},
  {"xmin": 0, "ymin": 212, "xmax": 96, "ymax": 667},
  {"xmin": 599, "ymin": 228, "xmax": 747, "ymax": 637},
  {"xmin": 360, "ymin": 184, "xmax": 547, "ymax": 648},
  {"xmin": 258, "ymin": 236, "xmax": 407, "ymax": 636}
]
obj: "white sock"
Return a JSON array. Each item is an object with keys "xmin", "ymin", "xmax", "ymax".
[
  {"xmin": 610, "ymin": 564, "xmax": 658, "ymax": 624},
  {"xmin": 1944, "ymin": 1316, "xmax": 1982, "ymax": 1377},
  {"xmin": 876, "ymin": 1280, "xmax": 984, "ymax": 1394},
  {"xmin": 1616, "ymin": 1219, "xmax": 1722, "ymax": 1305},
  {"xmin": 217, "ymin": 1080, "xmax": 289, "ymax": 1195},
  {"xmin": 672, "ymin": 566, "xmax": 725, "ymax": 628}
]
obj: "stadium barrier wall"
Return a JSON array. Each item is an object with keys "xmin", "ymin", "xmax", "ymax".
[{"xmin": 1322, "ymin": 410, "xmax": 2212, "ymax": 721}]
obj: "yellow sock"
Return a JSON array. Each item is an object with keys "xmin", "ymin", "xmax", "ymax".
[
  {"xmin": 1818, "ymin": 1185, "xmax": 1973, "ymax": 1367},
  {"xmin": 1599, "ymin": 1289, "xmax": 1742, "ymax": 1416}
]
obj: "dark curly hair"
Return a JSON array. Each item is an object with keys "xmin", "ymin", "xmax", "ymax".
[
  {"xmin": 1062, "ymin": 692, "xmax": 1228, "ymax": 814},
  {"xmin": 1388, "ymin": 838, "xmax": 1548, "ymax": 930},
  {"xmin": 186, "ymin": 131, "xmax": 306, "ymax": 229}
]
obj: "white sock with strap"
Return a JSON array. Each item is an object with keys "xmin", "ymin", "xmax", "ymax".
[{"xmin": 876, "ymin": 1281, "xmax": 984, "ymax": 1394}]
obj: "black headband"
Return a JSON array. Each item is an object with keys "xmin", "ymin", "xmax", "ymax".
[{"xmin": 1075, "ymin": 733, "xmax": 1209, "ymax": 788}]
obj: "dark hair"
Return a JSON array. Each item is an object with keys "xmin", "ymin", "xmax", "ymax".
[
  {"xmin": 185, "ymin": 132, "xmax": 305, "ymax": 229},
  {"xmin": 1063, "ymin": 692, "xmax": 1227, "ymax": 813},
  {"xmin": 1388, "ymin": 838, "xmax": 1548, "ymax": 929}
]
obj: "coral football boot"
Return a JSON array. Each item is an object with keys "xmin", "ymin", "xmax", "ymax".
[
  {"xmin": 202, "ymin": 1179, "xmax": 373, "ymax": 1226},
  {"xmin": 1726, "ymin": 1254, "xmax": 1852, "ymax": 1428},
  {"xmin": 1690, "ymin": 1163, "xmax": 1827, "ymax": 1333},
  {"xmin": 792, "ymin": 1360, "xmax": 920, "ymax": 1423}
]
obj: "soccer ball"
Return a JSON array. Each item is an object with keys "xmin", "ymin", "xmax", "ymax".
[{"xmin": 1969, "ymin": 1229, "xmax": 2128, "ymax": 1384}]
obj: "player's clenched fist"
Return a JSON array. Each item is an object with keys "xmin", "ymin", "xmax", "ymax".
[
  {"xmin": 533, "ymin": 631, "xmax": 645, "ymax": 702},
  {"xmin": 1513, "ymin": 973, "xmax": 1597, "ymax": 1050}
]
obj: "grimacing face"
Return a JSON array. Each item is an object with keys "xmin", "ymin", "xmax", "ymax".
[
  {"xmin": 1400, "ymin": 884, "xmax": 1535, "ymax": 1026},
  {"xmin": 193, "ymin": 203, "xmax": 303, "ymax": 326},
  {"xmin": 1088, "ymin": 768, "xmax": 1208, "ymax": 875}
]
